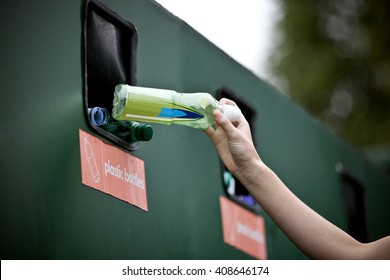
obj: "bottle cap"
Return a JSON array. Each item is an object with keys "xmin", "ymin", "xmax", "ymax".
[
  {"xmin": 217, "ymin": 104, "xmax": 242, "ymax": 122},
  {"xmin": 89, "ymin": 107, "xmax": 109, "ymax": 126},
  {"xmin": 136, "ymin": 124, "xmax": 153, "ymax": 141}
]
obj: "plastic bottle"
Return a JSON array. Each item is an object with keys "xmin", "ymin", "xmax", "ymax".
[
  {"xmin": 88, "ymin": 107, "xmax": 153, "ymax": 143},
  {"xmin": 109, "ymin": 121, "xmax": 153, "ymax": 144},
  {"xmin": 112, "ymin": 84, "xmax": 242, "ymax": 129}
]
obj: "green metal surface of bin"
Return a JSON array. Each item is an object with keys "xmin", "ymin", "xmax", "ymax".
[{"xmin": 1, "ymin": 0, "xmax": 389, "ymax": 259}]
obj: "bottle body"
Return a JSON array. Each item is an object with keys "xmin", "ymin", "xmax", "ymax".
[{"xmin": 112, "ymin": 85, "xmax": 221, "ymax": 129}]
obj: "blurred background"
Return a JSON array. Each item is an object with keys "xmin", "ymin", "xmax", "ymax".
[{"xmin": 156, "ymin": 0, "xmax": 390, "ymax": 174}]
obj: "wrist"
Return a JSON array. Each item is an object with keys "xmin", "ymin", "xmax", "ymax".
[{"xmin": 235, "ymin": 158, "xmax": 270, "ymax": 188}]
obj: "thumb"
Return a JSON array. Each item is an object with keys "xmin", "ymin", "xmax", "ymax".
[{"xmin": 214, "ymin": 110, "xmax": 238, "ymax": 138}]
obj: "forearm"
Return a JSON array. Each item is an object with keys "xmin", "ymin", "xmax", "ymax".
[
  {"xmin": 238, "ymin": 160, "xmax": 363, "ymax": 259},
  {"xmin": 207, "ymin": 102, "xmax": 389, "ymax": 259}
]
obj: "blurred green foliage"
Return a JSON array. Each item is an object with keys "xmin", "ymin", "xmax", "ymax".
[{"xmin": 270, "ymin": 0, "xmax": 390, "ymax": 148}]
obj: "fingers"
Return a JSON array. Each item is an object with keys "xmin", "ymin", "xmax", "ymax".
[
  {"xmin": 205, "ymin": 98, "xmax": 242, "ymax": 140},
  {"xmin": 219, "ymin": 98, "xmax": 237, "ymax": 107},
  {"xmin": 214, "ymin": 110, "xmax": 238, "ymax": 138},
  {"xmin": 204, "ymin": 126, "xmax": 215, "ymax": 139}
]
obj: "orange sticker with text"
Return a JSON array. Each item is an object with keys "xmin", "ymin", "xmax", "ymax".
[
  {"xmin": 220, "ymin": 196, "xmax": 267, "ymax": 259},
  {"xmin": 79, "ymin": 129, "xmax": 148, "ymax": 211}
]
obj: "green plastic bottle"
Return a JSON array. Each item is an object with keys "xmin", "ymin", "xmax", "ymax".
[
  {"xmin": 112, "ymin": 84, "xmax": 242, "ymax": 129},
  {"xmin": 101, "ymin": 120, "xmax": 153, "ymax": 144}
]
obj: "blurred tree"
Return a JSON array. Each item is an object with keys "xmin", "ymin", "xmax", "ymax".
[{"xmin": 269, "ymin": 0, "xmax": 390, "ymax": 149}]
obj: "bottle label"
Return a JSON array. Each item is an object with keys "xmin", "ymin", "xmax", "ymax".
[
  {"xmin": 120, "ymin": 94, "xmax": 204, "ymax": 123},
  {"xmin": 157, "ymin": 108, "xmax": 203, "ymax": 119}
]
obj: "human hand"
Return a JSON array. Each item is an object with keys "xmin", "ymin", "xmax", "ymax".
[{"xmin": 204, "ymin": 98, "xmax": 261, "ymax": 180}]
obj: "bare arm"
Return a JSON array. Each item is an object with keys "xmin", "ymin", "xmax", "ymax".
[{"xmin": 205, "ymin": 99, "xmax": 390, "ymax": 259}]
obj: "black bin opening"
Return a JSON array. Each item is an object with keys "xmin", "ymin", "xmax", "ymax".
[
  {"xmin": 83, "ymin": 0, "xmax": 139, "ymax": 150},
  {"xmin": 336, "ymin": 164, "xmax": 368, "ymax": 243},
  {"xmin": 216, "ymin": 87, "xmax": 260, "ymax": 211}
]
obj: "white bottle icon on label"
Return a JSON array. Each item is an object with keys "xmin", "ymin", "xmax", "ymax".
[{"xmin": 84, "ymin": 137, "xmax": 100, "ymax": 183}]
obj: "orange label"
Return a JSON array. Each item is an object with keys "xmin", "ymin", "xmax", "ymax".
[
  {"xmin": 220, "ymin": 196, "xmax": 267, "ymax": 259},
  {"xmin": 79, "ymin": 129, "xmax": 148, "ymax": 211}
]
